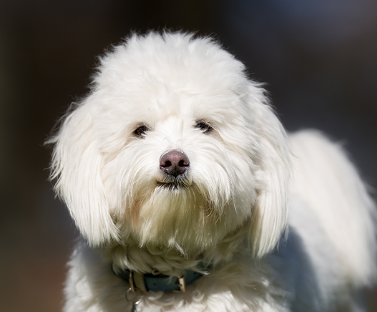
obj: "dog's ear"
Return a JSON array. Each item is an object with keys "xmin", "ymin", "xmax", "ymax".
[
  {"xmin": 246, "ymin": 83, "xmax": 290, "ymax": 258},
  {"xmin": 47, "ymin": 100, "xmax": 119, "ymax": 246}
]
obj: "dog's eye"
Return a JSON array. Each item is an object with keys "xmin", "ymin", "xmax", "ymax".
[
  {"xmin": 195, "ymin": 122, "xmax": 213, "ymax": 134},
  {"xmin": 133, "ymin": 125, "xmax": 149, "ymax": 137}
]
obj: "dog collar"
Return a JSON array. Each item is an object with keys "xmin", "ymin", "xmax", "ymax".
[{"xmin": 112, "ymin": 263, "xmax": 210, "ymax": 293}]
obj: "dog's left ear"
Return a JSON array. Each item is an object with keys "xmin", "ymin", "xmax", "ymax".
[{"xmin": 246, "ymin": 83, "xmax": 291, "ymax": 258}]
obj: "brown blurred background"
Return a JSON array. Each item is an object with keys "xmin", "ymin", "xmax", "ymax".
[{"xmin": 0, "ymin": 0, "xmax": 376, "ymax": 311}]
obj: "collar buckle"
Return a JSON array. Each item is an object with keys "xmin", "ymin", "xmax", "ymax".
[
  {"xmin": 128, "ymin": 270, "xmax": 136, "ymax": 292},
  {"xmin": 173, "ymin": 276, "xmax": 186, "ymax": 293}
]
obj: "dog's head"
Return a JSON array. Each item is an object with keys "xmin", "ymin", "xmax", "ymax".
[{"xmin": 49, "ymin": 32, "xmax": 290, "ymax": 258}]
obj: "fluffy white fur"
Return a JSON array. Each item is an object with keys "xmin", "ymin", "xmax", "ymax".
[{"xmin": 49, "ymin": 32, "xmax": 377, "ymax": 312}]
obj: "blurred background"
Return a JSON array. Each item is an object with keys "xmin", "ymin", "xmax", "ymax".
[{"xmin": 0, "ymin": 0, "xmax": 376, "ymax": 311}]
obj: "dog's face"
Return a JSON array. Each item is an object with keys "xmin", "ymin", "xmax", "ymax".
[{"xmin": 50, "ymin": 33, "xmax": 290, "ymax": 258}]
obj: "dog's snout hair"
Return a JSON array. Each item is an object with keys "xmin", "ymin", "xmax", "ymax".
[{"xmin": 160, "ymin": 150, "xmax": 190, "ymax": 177}]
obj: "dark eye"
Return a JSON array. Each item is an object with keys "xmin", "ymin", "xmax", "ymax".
[
  {"xmin": 195, "ymin": 121, "xmax": 212, "ymax": 134},
  {"xmin": 133, "ymin": 125, "xmax": 149, "ymax": 137}
]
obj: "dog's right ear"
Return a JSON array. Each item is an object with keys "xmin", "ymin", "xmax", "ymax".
[{"xmin": 47, "ymin": 99, "xmax": 119, "ymax": 246}]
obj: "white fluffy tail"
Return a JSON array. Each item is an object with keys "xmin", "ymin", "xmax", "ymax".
[{"xmin": 289, "ymin": 130, "xmax": 377, "ymax": 286}]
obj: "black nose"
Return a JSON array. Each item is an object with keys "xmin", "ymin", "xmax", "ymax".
[{"xmin": 160, "ymin": 150, "xmax": 190, "ymax": 177}]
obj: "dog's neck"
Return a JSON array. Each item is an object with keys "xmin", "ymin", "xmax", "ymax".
[{"xmin": 103, "ymin": 225, "xmax": 249, "ymax": 277}]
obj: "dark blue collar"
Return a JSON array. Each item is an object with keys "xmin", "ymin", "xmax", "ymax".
[{"xmin": 112, "ymin": 263, "xmax": 210, "ymax": 292}]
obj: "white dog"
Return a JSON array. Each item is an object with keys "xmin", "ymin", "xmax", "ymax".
[{"xmin": 48, "ymin": 32, "xmax": 376, "ymax": 312}]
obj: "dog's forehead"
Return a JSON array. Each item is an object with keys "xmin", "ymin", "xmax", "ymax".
[
  {"xmin": 98, "ymin": 73, "xmax": 248, "ymax": 125},
  {"xmin": 102, "ymin": 81, "xmax": 247, "ymax": 129}
]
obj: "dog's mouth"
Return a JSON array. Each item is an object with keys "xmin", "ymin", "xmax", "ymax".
[
  {"xmin": 157, "ymin": 181, "xmax": 184, "ymax": 190},
  {"xmin": 156, "ymin": 175, "xmax": 191, "ymax": 190}
]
